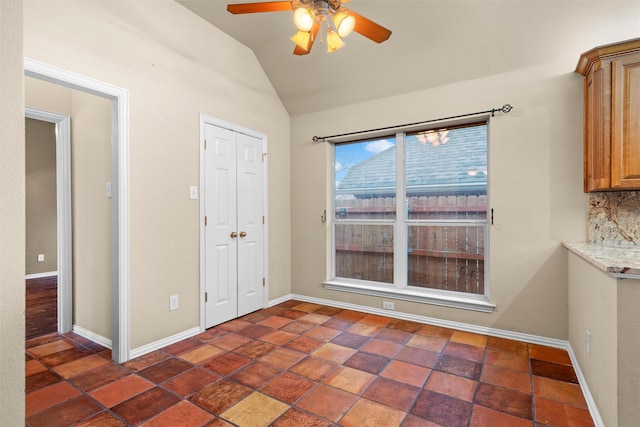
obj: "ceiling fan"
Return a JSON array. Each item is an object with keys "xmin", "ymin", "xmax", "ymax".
[{"xmin": 227, "ymin": 0, "xmax": 392, "ymax": 55}]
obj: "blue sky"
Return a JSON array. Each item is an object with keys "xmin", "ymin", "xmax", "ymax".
[{"xmin": 335, "ymin": 138, "xmax": 396, "ymax": 185}]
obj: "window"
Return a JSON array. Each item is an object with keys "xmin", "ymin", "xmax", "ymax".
[{"xmin": 328, "ymin": 122, "xmax": 494, "ymax": 312}]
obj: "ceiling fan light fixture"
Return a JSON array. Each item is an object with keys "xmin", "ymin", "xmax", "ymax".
[
  {"xmin": 326, "ymin": 28, "xmax": 345, "ymax": 52},
  {"xmin": 333, "ymin": 12, "xmax": 355, "ymax": 37},
  {"xmin": 290, "ymin": 30, "xmax": 312, "ymax": 50},
  {"xmin": 227, "ymin": 0, "xmax": 392, "ymax": 55},
  {"xmin": 293, "ymin": 7, "xmax": 315, "ymax": 31}
]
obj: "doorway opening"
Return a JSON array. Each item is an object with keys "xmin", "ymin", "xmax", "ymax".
[
  {"xmin": 24, "ymin": 58, "xmax": 131, "ymax": 363},
  {"xmin": 25, "ymin": 108, "xmax": 71, "ymax": 338}
]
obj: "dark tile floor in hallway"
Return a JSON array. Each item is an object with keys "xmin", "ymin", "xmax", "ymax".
[
  {"xmin": 25, "ymin": 276, "xmax": 57, "ymax": 340},
  {"xmin": 25, "ymin": 300, "xmax": 595, "ymax": 426}
]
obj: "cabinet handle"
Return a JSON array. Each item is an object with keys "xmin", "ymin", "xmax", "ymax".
[
  {"xmin": 230, "ymin": 231, "xmax": 238, "ymax": 238},
  {"xmin": 239, "ymin": 231, "xmax": 247, "ymax": 238}
]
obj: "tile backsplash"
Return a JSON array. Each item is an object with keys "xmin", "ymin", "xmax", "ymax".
[{"xmin": 588, "ymin": 191, "xmax": 640, "ymax": 245}]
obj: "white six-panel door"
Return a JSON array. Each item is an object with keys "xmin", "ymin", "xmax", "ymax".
[
  {"xmin": 204, "ymin": 123, "xmax": 264, "ymax": 328},
  {"xmin": 236, "ymin": 132, "xmax": 264, "ymax": 317}
]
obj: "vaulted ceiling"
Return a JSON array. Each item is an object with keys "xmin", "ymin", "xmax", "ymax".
[{"xmin": 176, "ymin": 0, "xmax": 632, "ymax": 116}]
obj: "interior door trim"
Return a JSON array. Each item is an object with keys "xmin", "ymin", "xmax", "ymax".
[
  {"xmin": 25, "ymin": 107, "xmax": 72, "ymax": 334},
  {"xmin": 199, "ymin": 113, "xmax": 269, "ymax": 331},
  {"xmin": 25, "ymin": 58, "xmax": 131, "ymax": 363}
]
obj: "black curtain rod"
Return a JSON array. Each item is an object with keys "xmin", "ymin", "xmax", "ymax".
[{"xmin": 312, "ymin": 104, "xmax": 513, "ymax": 143}]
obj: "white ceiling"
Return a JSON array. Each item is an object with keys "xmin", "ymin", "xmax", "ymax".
[{"xmin": 176, "ymin": 0, "xmax": 630, "ymax": 116}]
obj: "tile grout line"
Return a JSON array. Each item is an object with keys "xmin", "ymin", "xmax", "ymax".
[{"xmin": 25, "ymin": 302, "xmax": 595, "ymax": 427}]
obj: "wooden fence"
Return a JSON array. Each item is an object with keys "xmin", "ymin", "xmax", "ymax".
[{"xmin": 335, "ymin": 195, "xmax": 486, "ymax": 294}]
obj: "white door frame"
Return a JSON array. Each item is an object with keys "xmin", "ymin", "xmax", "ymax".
[
  {"xmin": 199, "ymin": 113, "xmax": 269, "ymax": 331},
  {"xmin": 25, "ymin": 107, "xmax": 72, "ymax": 334},
  {"xmin": 25, "ymin": 58, "xmax": 131, "ymax": 363}
]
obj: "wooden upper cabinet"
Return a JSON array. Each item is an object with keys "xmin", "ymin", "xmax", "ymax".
[{"xmin": 576, "ymin": 38, "xmax": 640, "ymax": 192}]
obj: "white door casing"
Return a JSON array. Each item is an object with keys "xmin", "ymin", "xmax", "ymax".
[
  {"xmin": 202, "ymin": 118, "xmax": 265, "ymax": 329},
  {"xmin": 25, "ymin": 107, "xmax": 72, "ymax": 334},
  {"xmin": 24, "ymin": 58, "xmax": 130, "ymax": 363}
]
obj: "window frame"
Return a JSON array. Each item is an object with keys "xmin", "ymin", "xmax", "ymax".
[{"xmin": 325, "ymin": 119, "xmax": 495, "ymax": 313}]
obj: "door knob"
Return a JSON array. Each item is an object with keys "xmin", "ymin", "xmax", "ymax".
[
  {"xmin": 230, "ymin": 231, "xmax": 238, "ymax": 238},
  {"xmin": 239, "ymin": 231, "xmax": 247, "ymax": 238}
]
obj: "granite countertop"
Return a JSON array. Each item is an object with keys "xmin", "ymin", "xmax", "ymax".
[{"xmin": 563, "ymin": 242, "xmax": 640, "ymax": 277}]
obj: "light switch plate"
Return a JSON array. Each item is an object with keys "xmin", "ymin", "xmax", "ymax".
[
  {"xmin": 170, "ymin": 295, "xmax": 179, "ymax": 311},
  {"xmin": 585, "ymin": 331, "xmax": 591, "ymax": 355},
  {"xmin": 189, "ymin": 186, "xmax": 198, "ymax": 200}
]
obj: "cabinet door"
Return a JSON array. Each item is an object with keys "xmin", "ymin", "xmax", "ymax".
[
  {"xmin": 612, "ymin": 54, "xmax": 640, "ymax": 189},
  {"xmin": 584, "ymin": 66, "xmax": 611, "ymax": 192}
]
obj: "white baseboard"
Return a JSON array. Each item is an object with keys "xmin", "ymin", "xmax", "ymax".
[
  {"xmin": 286, "ymin": 293, "xmax": 567, "ymax": 348},
  {"xmin": 268, "ymin": 294, "xmax": 292, "ymax": 307},
  {"xmin": 566, "ymin": 344, "xmax": 605, "ymax": 427},
  {"xmin": 271, "ymin": 293, "xmax": 602, "ymax": 425},
  {"xmin": 72, "ymin": 325, "xmax": 112, "ymax": 350},
  {"xmin": 26, "ymin": 271, "xmax": 58, "ymax": 280},
  {"xmin": 129, "ymin": 327, "xmax": 201, "ymax": 360}
]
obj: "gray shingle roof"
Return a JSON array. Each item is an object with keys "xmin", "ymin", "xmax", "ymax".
[{"xmin": 337, "ymin": 124, "xmax": 487, "ymax": 197}]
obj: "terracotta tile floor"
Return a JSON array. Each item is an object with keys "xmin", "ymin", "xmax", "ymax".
[{"xmin": 25, "ymin": 300, "xmax": 595, "ymax": 426}]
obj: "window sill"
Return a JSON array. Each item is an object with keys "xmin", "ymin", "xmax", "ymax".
[{"xmin": 323, "ymin": 280, "xmax": 496, "ymax": 313}]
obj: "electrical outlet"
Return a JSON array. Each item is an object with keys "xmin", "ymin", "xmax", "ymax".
[
  {"xmin": 169, "ymin": 295, "xmax": 179, "ymax": 311},
  {"xmin": 585, "ymin": 331, "xmax": 591, "ymax": 355},
  {"xmin": 37, "ymin": 254, "xmax": 45, "ymax": 262},
  {"xmin": 382, "ymin": 301, "xmax": 394, "ymax": 310}
]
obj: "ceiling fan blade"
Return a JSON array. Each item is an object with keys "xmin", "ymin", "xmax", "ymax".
[
  {"xmin": 349, "ymin": 10, "xmax": 392, "ymax": 43},
  {"xmin": 293, "ymin": 21, "xmax": 320, "ymax": 55},
  {"xmin": 227, "ymin": 1, "xmax": 292, "ymax": 14}
]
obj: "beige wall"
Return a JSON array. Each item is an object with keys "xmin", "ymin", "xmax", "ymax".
[
  {"xmin": 290, "ymin": 1, "xmax": 639, "ymax": 340},
  {"xmin": 24, "ymin": 0, "xmax": 291, "ymax": 349},
  {"xmin": 70, "ymin": 90, "xmax": 112, "ymax": 339},
  {"xmin": 569, "ymin": 251, "xmax": 640, "ymax": 427},
  {"xmin": 25, "ymin": 76, "xmax": 71, "ymax": 114},
  {"xmin": 25, "ymin": 118, "xmax": 57, "ymax": 275},
  {"xmin": 568, "ymin": 252, "xmax": 617, "ymax": 426},
  {"xmin": 617, "ymin": 278, "xmax": 640, "ymax": 426},
  {"xmin": 0, "ymin": 0, "xmax": 25, "ymax": 424}
]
